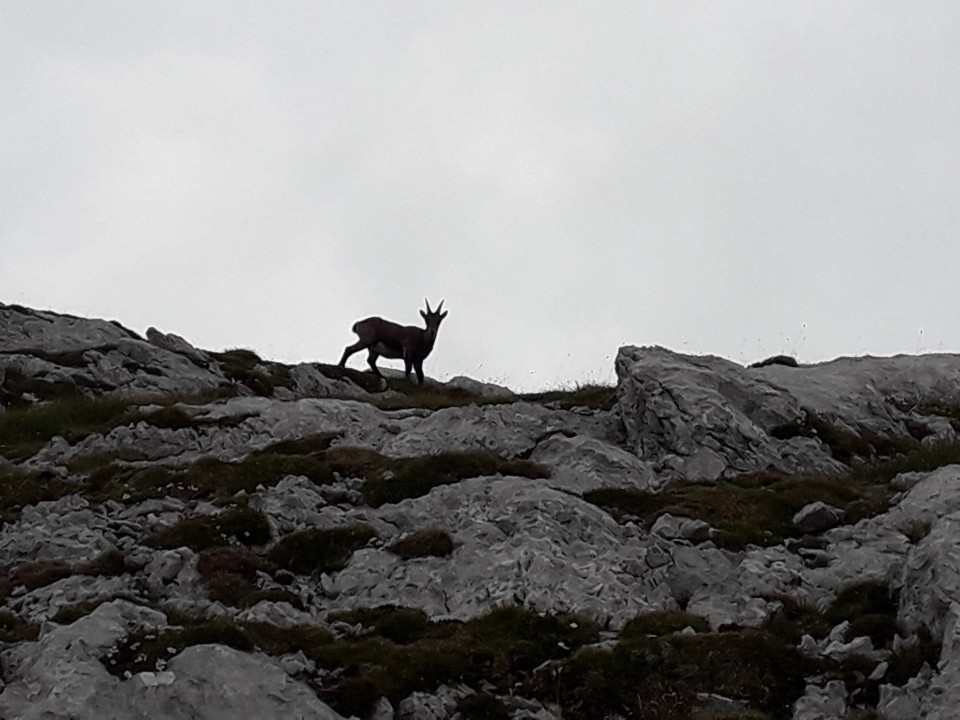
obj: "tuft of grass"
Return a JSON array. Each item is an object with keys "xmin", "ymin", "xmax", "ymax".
[
  {"xmin": 520, "ymin": 383, "xmax": 618, "ymax": 411},
  {"xmin": 0, "ymin": 395, "xmax": 135, "ymax": 461},
  {"xmin": 89, "ymin": 435, "xmax": 338, "ymax": 504},
  {"xmin": 0, "ymin": 610, "xmax": 40, "ymax": 643},
  {"xmin": 388, "ymin": 529, "xmax": 455, "ymax": 559},
  {"xmin": 144, "ymin": 506, "xmax": 271, "ymax": 552},
  {"xmin": 195, "ymin": 546, "xmax": 300, "ymax": 609},
  {"xmin": 0, "ymin": 465, "xmax": 80, "ymax": 525},
  {"xmin": 267, "ymin": 524, "xmax": 377, "ymax": 575},
  {"xmin": 620, "ymin": 610, "xmax": 711, "ymax": 639}
]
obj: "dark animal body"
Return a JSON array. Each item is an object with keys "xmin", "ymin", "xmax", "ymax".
[{"xmin": 339, "ymin": 299, "xmax": 447, "ymax": 385}]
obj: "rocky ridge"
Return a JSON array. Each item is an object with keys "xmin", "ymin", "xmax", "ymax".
[{"xmin": 0, "ymin": 301, "xmax": 959, "ymax": 718}]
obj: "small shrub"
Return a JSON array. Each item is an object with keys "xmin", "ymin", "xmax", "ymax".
[
  {"xmin": 388, "ymin": 529, "xmax": 455, "ymax": 559},
  {"xmin": 267, "ymin": 525, "xmax": 376, "ymax": 575},
  {"xmin": 196, "ymin": 546, "xmax": 299, "ymax": 609},
  {"xmin": 145, "ymin": 516, "xmax": 225, "ymax": 552},
  {"xmin": 0, "ymin": 610, "xmax": 40, "ymax": 642},
  {"xmin": 214, "ymin": 506, "xmax": 272, "ymax": 546},
  {"xmin": 78, "ymin": 548, "xmax": 127, "ymax": 576},
  {"xmin": 373, "ymin": 607, "xmax": 431, "ymax": 644}
]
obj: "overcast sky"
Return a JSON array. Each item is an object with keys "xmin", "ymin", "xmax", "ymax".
[{"xmin": 2, "ymin": 3, "xmax": 959, "ymax": 390}]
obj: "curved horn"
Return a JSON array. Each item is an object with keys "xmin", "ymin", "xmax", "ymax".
[
  {"xmin": 424, "ymin": 298, "xmax": 432, "ymax": 314},
  {"xmin": 437, "ymin": 299, "xmax": 444, "ymax": 313}
]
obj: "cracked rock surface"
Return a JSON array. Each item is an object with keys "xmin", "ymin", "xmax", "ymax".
[{"xmin": 2, "ymin": 303, "xmax": 960, "ymax": 719}]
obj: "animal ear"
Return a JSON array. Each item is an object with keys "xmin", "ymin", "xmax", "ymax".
[
  {"xmin": 420, "ymin": 310, "xmax": 428, "ymax": 320},
  {"xmin": 440, "ymin": 311, "xmax": 448, "ymax": 320}
]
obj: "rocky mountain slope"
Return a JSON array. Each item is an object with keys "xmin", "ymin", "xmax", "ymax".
[{"xmin": 1, "ymin": 301, "xmax": 959, "ymax": 719}]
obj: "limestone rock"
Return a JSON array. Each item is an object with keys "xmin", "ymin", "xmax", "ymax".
[
  {"xmin": 792, "ymin": 679, "xmax": 848, "ymax": 720},
  {"xmin": 530, "ymin": 433, "xmax": 661, "ymax": 494},
  {"xmin": 793, "ymin": 501, "xmax": 846, "ymax": 533}
]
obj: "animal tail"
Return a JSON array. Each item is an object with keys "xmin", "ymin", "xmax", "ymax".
[{"xmin": 351, "ymin": 321, "xmax": 361, "ymax": 333}]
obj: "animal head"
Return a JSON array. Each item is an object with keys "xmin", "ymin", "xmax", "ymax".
[{"xmin": 420, "ymin": 298, "xmax": 448, "ymax": 331}]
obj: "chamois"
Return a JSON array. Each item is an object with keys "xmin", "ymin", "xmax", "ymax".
[{"xmin": 338, "ymin": 299, "xmax": 447, "ymax": 385}]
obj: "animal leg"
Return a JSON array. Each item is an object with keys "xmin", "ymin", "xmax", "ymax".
[
  {"xmin": 367, "ymin": 349, "xmax": 384, "ymax": 378},
  {"xmin": 414, "ymin": 361, "xmax": 425, "ymax": 385},
  {"xmin": 339, "ymin": 341, "xmax": 366, "ymax": 369}
]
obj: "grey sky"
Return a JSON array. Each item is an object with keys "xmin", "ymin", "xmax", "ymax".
[{"xmin": 3, "ymin": 3, "xmax": 959, "ymax": 390}]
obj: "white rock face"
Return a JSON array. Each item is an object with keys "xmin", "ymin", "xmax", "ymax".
[{"xmin": 7, "ymin": 304, "xmax": 960, "ymax": 719}]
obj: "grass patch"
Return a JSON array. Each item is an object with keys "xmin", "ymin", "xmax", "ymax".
[
  {"xmin": 0, "ymin": 465, "xmax": 80, "ymax": 525},
  {"xmin": 357, "ymin": 450, "xmax": 550, "ymax": 507},
  {"xmin": 144, "ymin": 507, "xmax": 271, "ymax": 552},
  {"xmin": 520, "ymin": 383, "xmax": 617, "ymax": 411},
  {"xmin": 0, "ymin": 395, "xmax": 135, "ymax": 461},
  {"xmin": 267, "ymin": 525, "xmax": 377, "ymax": 575},
  {"xmin": 196, "ymin": 546, "xmax": 301, "ymax": 609},
  {"xmin": 585, "ymin": 471, "xmax": 893, "ymax": 551},
  {"xmin": 88, "ymin": 433, "xmax": 338, "ymax": 504},
  {"xmin": 0, "ymin": 548, "xmax": 127, "ymax": 603},
  {"xmin": 532, "ymin": 627, "xmax": 811, "ymax": 720},
  {"xmin": 0, "ymin": 610, "xmax": 40, "ymax": 643},
  {"xmin": 620, "ymin": 610, "xmax": 710, "ymax": 638},
  {"xmin": 388, "ymin": 529, "xmax": 455, "ymax": 559},
  {"xmin": 314, "ymin": 605, "xmax": 599, "ymax": 717},
  {"xmin": 457, "ymin": 693, "xmax": 510, "ymax": 720}
]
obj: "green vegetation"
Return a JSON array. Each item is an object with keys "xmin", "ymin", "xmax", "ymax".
[
  {"xmin": 356, "ymin": 449, "xmax": 550, "ymax": 507},
  {"xmin": 145, "ymin": 507, "xmax": 271, "ymax": 551},
  {"xmin": 771, "ymin": 413, "xmax": 920, "ymax": 464},
  {"xmin": 212, "ymin": 348, "xmax": 295, "ymax": 397},
  {"xmin": 85, "ymin": 433, "xmax": 339, "ymax": 504},
  {"xmin": 91, "ymin": 580, "xmax": 932, "ymax": 719},
  {"xmin": 314, "ymin": 606, "xmax": 599, "ymax": 717},
  {"xmin": 0, "ymin": 610, "xmax": 40, "ymax": 643},
  {"xmin": 583, "ymin": 433, "xmax": 960, "ymax": 550},
  {"xmin": 388, "ymin": 528, "xmax": 455, "ymax": 559},
  {"xmin": 620, "ymin": 610, "xmax": 710, "ymax": 638},
  {"xmin": 267, "ymin": 524, "xmax": 377, "ymax": 575},
  {"xmin": 0, "ymin": 390, "xmax": 237, "ymax": 463},
  {"xmin": 0, "ymin": 465, "xmax": 80, "ymax": 525},
  {"xmin": 585, "ymin": 471, "xmax": 893, "ymax": 551},
  {"xmin": 534, "ymin": 627, "xmax": 810, "ymax": 720},
  {"xmin": 520, "ymin": 383, "xmax": 618, "ymax": 411},
  {"xmin": 0, "ymin": 395, "xmax": 135, "ymax": 461},
  {"xmin": 457, "ymin": 693, "xmax": 510, "ymax": 720},
  {"xmin": 196, "ymin": 546, "xmax": 301, "ymax": 609},
  {"xmin": 0, "ymin": 548, "xmax": 127, "ymax": 604}
]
